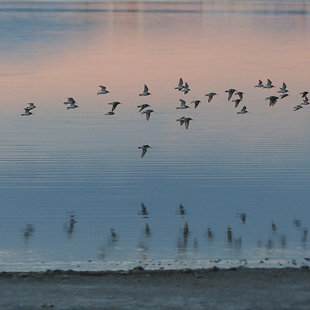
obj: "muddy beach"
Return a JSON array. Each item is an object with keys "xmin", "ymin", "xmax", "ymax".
[{"xmin": 1, "ymin": 267, "xmax": 310, "ymax": 309}]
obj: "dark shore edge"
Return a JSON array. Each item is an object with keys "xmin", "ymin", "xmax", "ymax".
[{"xmin": 1, "ymin": 265, "xmax": 309, "ymax": 278}]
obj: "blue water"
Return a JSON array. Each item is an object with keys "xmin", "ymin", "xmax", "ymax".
[{"xmin": 0, "ymin": 1, "xmax": 310, "ymax": 271}]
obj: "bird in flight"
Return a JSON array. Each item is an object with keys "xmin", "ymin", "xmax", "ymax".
[
  {"xmin": 266, "ymin": 96, "xmax": 279, "ymax": 107},
  {"xmin": 141, "ymin": 109, "xmax": 154, "ymax": 121},
  {"xmin": 139, "ymin": 85, "xmax": 151, "ymax": 96},
  {"xmin": 137, "ymin": 104, "xmax": 150, "ymax": 112},
  {"xmin": 175, "ymin": 78, "xmax": 184, "ymax": 91},
  {"xmin": 225, "ymin": 88, "xmax": 236, "ymax": 101},
  {"xmin": 183, "ymin": 117, "xmax": 193, "ymax": 130},
  {"xmin": 21, "ymin": 107, "xmax": 33, "ymax": 116},
  {"xmin": 279, "ymin": 93, "xmax": 289, "ymax": 99},
  {"xmin": 301, "ymin": 97, "xmax": 309, "ymax": 105},
  {"xmin": 235, "ymin": 91, "xmax": 244, "ymax": 100},
  {"xmin": 263, "ymin": 79, "xmax": 274, "ymax": 89},
  {"xmin": 176, "ymin": 99, "xmax": 190, "ymax": 109},
  {"xmin": 108, "ymin": 101, "xmax": 121, "ymax": 112},
  {"xmin": 237, "ymin": 106, "xmax": 248, "ymax": 114},
  {"xmin": 232, "ymin": 98, "xmax": 242, "ymax": 108},
  {"xmin": 64, "ymin": 97, "xmax": 76, "ymax": 105},
  {"xmin": 138, "ymin": 145, "xmax": 151, "ymax": 158},
  {"xmin": 278, "ymin": 82, "xmax": 288, "ymax": 94},
  {"xmin": 66, "ymin": 101, "xmax": 78, "ymax": 110},
  {"xmin": 205, "ymin": 92, "xmax": 217, "ymax": 103},
  {"xmin": 181, "ymin": 82, "xmax": 190, "ymax": 94},
  {"xmin": 97, "ymin": 85, "xmax": 110, "ymax": 95},
  {"xmin": 301, "ymin": 91, "xmax": 309, "ymax": 98},
  {"xmin": 26, "ymin": 103, "xmax": 36, "ymax": 110},
  {"xmin": 255, "ymin": 80, "xmax": 263, "ymax": 88},
  {"xmin": 191, "ymin": 100, "xmax": 201, "ymax": 109},
  {"xmin": 176, "ymin": 117, "xmax": 186, "ymax": 126}
]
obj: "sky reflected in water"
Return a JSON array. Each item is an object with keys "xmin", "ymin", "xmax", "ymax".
[{"xmin": 0, "ymin": 1, "xmax": 310, "ymax": 271}]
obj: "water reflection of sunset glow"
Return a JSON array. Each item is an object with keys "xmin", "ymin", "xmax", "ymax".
[
  {"xmin": 1, "ymin": 2, "xmax": 310, "ymax": 106},
  {"xmin": 0, "ymin": 2, "xmax": 310, "ymax": 270}
]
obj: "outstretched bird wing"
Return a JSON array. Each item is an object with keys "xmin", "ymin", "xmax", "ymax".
[
  {"xmin": 141, "ymin": 148, "xmax": 147, "ymax": 158},
  {"xmin": 234, "ymin": 99, "xmax": 241, "ymax": 108}
]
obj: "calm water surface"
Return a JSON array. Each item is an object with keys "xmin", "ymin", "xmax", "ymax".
[{"xmin": 0, "ymin": 1, "xmax": 310, "ymax": 270}]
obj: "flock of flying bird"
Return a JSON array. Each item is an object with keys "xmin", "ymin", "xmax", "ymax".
[{"xmin": 20, "ymin": 78, "xmax": 310, "ymax": 158}]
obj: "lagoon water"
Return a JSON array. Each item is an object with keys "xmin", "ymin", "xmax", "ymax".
[{"xmin": 0, "ymin": 1, "xmax": 310, "ymax": 271}]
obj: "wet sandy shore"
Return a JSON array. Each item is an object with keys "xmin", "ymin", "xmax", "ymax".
[{"xmin": 1, "ymin": 267, "xmax": 310, "ymax": 310}]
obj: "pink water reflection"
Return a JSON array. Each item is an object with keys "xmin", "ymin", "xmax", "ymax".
[{"xmin": 1, "ymin": 1, "xmax": 310, "ymax": 111}]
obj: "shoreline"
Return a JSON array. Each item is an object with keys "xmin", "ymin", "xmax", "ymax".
[
  {"xmin": 1, "ymin": 267, "xmax": 310, "ymax": 309},
  {"xmin": 0, "ymin": 264, "xmax": 309, "ymax": 277},
  {"xmin": 1, "ymin": 256, "xmax": 309, "ymax": 272}
]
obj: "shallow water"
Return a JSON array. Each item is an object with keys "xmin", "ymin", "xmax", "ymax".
[{"xmin": 0, "ymin": 1, "xmax": 310, "ymax": 271}]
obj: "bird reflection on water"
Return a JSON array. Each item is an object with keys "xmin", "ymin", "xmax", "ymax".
[
  {"xmin": 139, "ymin": 202, "xmax": 149, "ymax": 218},
  {"xmin": 302, "ymin": 229, "xmax": 308, "ymax": 244},
  {"xmin": 144, "ymin": 223, "xmax": 151, "ymax": 237},
  {"xmin": 206, "ymin": 227, "xmax": 213, "ymax": 241},
  {"xmin": 98, "ymin": 228, "xmax": 119, "ymax": 260},
  {"xmin": 238, "ymin": 213, "xmax": 247, "ymax": 224},
  {"xmin": 16, "ymin": 200, "xmax": 310, "ymax": 267},
  {"xmin": 23, "ymin": 224, "xmax": 35, "ymax": 241},
  {"xmin": 226, "ymin": 226, "xmax": 232, "ymax": 243},
  {"xmin": 135, "ymin": 202, "xmax": 309, "ymax": 264},
  {"xmin": 179, "ymin": 204, "xmax": 186, "ymax": 216},
  {"xmin": 280, "ymin": 235, "xmax": 286, "ymax": 250},
  {"xmin": 64, "ymin": 214, "xmax": 77, "ymax": 238}
]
